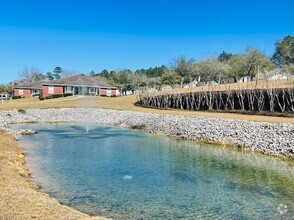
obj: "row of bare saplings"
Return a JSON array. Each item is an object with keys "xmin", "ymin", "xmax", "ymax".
[{"xmin": 138, "ymin": 88, "xmax": 294, "ymax": 114}]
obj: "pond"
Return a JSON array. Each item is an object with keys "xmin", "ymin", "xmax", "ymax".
[{"xmin": 12, "ymin": 123, "xmax": 294, "ymax": 219}]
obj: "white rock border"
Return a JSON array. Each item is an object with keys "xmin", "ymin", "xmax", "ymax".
[{"xmin": 0, "ymin": 108, "xmax": 293, "ymax": 159}]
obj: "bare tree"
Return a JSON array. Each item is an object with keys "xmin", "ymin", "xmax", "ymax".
[
  {"xmin": 255, "ymin": 90, "xmax": 265, "ymax": 112},
  {"xmin": 228, "ymin": 48, "xmax": 275, "ymax": 81},
  {"xmin": 275, "ymin": 88, "xmax": 286, "ymax": 112},
  {"xmin": 245, "ymin": 47, "xmax": 275, "ymax": 80},
  {"xmin": 18, "ymin": 66, "xmax": 31, "ymax": 81},
  {"xmin": 196, "ymin": 59, "xmax": 230, "ymax": 82},
  {"xmin": 18, "ymin": 66, "xmax": 45, "ymax": 82},
  {"xmin": 286, "ymin": 87, "xmax": 294, "ymax": 112},
  {"xmin": 266, "ymin": 80, "xmax": 276, "ymax": 112},
  {"xmin": 170, "ymin": 56, "xmax": 197, "ymax": 87},
  {"xmin": 131, "ymin": 72, "xmax": 148, "ymax": 88},
  {"xmin": 62, "ymin": 69, "xmax": 77, "ymax": 78}
]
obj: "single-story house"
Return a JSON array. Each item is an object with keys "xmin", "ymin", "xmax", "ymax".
[
  {"xmin": 13, "ymin": 81, "xmax": 44, "ymax": 98},
  {"xmin": 209, "ymin": 80, "xmax": 220, "ymax": 85},
  {"xmin": 238, "ymin": 76, "xmax": 251, "ymax": 83},
  {"xmin": 256, "ymin": 69, "xmax": 294, "ymax": 80},
  {"xmin": 221, "ymin": 78, "xmax": 235, "ymax": 84},
  {"xmin": 42, "ymin": 74, "xmax": 118, "ymax": 98}
]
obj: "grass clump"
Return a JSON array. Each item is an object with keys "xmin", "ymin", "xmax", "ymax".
[{"xmin": 17, "ymin": 109, "xmax": 26, "ymax": 114}]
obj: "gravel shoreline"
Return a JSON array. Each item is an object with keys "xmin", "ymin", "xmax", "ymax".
[{"xmin": 1, "ymin": 108, "xmax": 293, "ymax": 159}]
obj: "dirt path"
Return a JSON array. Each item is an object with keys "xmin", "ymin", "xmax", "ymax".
[{"xmin": 0, "ymin": 130, "xmax": 107, "ymax": 220}]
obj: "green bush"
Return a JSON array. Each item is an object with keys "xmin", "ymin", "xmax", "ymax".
[
  {"xmin": 63, "ymin": 93, "xmax": 73, "ymax": 97},
  {"xmin": 46, "ymin": 95, "xmax": 54, "ymax": 99},
  {"xmin": 85, "ymin": 93, "xmax": 96, "ymax": 96},
  {"xmin": 52, "ymin": 94, "xmax": 63, "ymax": 98},
  {"xmin": 44, "ymin": 93, "xmax": 72, "ymax": 100},
  {"xmin": 17, "ymin": 109, "xmax": 26, "ymax": 114},
  {"xmin": 12, "ymin": 96, "xmax": 22, "ymax": 99},
  {"xmin": 39, "ymin": 97, "xmax": 45, "ymax": 101}
]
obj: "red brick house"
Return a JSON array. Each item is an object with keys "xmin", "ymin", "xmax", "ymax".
[
  {"xmin": 13, "ymin": 81, "xmax": 43, "ymax": 98},
  {"xmin": 42, "ymin": 74, "xmax": 118, "ymax": 98}
]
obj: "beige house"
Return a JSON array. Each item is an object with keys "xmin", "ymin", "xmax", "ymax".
[{"xmin": 257, "ymin": 69, "xmax": 294, "ymax": 80}]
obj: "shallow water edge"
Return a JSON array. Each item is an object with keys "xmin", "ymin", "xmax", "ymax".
[
  {"xmin": 1, "ymin": 108, "xmax": 293, "ymax": 159},
  {"xmin": 12, "ymin": 123, "xmax": 294, "ymax": 219},
  {"xmin": 0, "ymin": 130, "xmax": 108, "ymax": 220}
]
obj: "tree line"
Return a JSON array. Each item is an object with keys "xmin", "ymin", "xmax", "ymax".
[
  {"xmin": 1, "ymin": 35, "xmax": 292, "ymax": 95},
  {"xmin": 90, "ymin": 35, "xmax": 293, "ymax": 92}
]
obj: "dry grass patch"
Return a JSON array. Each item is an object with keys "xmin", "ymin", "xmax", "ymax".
[
  {"xmin": 0, "ymin": 95, "xmax": 293, "ymax": 123},
  {"xmin": 0, "ymin": 130, "xmax": 107, "ymax": 219}
]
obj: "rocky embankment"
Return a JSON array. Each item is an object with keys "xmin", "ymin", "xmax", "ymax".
[{"xmin": 0, "ymin": 108, "xmax": 293, "ymax": 159}]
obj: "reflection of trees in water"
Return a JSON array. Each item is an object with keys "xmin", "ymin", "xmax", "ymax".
[{"xmin": 167, "ymin": 139, "xmax": 294, "ymax": 197}]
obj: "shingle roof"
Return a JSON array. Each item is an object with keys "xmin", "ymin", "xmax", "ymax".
[
  {"xmin": 42, "ymin": 74, "xmax": 117, "ymax": 88},
  {"xmin": 14, "ymin": 81, "xmax": 44, "ymax": 90},
  {"xmin": 267, "ymin": 69, "xmax": 293, "ymax": 79},
  {"xmin": 258, "ymin": 69, "xmax": 294, "ymax": 80}
]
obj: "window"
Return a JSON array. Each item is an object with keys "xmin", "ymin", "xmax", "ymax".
[
  {"xmin": 89, "ymin": 88, "xmax": 95, "ymax": 93},
  {"xmin": 32, "ymin": 89, "xmax": 39, "ymax": 95},
  {"xmin": 19, "ymin": 89, "xmax": 23, "ymax": 95},
  {"xmin": 65, "ymin": 86, "xmax": 72, "ymax": 93},
  {"xmin": 48, "ymin": 86, "xmax": 54, "ymax": 94}
]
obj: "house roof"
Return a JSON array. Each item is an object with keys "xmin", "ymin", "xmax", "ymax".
[
  {"xmin": 42, "ymin": 74, "xmax": 117, "ymax": 88},
  {"xmin": 14, "ymin": 81, "xmax": 44, "ymax": 90},
  {"xmin": 259, "ymin": 69, "xmax": 294, "ymax": 80}
]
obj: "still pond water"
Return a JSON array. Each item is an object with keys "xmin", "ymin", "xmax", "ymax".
[{"xmin": 13, "ymin": 123, "xmax": 294, "ymax": 219}]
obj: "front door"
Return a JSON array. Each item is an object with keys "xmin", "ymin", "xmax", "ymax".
[
  {"xmin": 74, "ymin": 87, "xmax": 79, "ymax": 95},
  {"xmin": 76, "ymin": 87, "xmax": 87, "ymax": 95}
]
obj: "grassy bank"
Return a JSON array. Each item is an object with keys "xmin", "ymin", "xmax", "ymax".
[
  {"xmin": 0, "ymin": 130, "xmax": 107, "ymax": 219},
  {"xmin": 0, "ymin": 95, "xmax": 293, "ymax": 124}
]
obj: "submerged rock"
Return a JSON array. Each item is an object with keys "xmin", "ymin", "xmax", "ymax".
[
  {"xmin": 123, "ymin": 175, "xmax": 133, "ymax": 180},
  {"xmin": 19, "ymin": 129, "xmax": 38, "ymax": 135}
]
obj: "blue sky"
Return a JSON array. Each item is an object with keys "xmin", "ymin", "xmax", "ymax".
[{"xmin": 0, "ymin": 0, "xmax": 293, "ymax": 83}]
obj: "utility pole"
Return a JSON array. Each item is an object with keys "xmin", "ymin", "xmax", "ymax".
[{"xmin": 11, "ymin": 81, "xmax": 15, "ymax": 100}]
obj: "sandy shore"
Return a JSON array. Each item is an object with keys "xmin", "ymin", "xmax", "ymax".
[{"xmin": 0, "ymin": 130, "xmax": 108, "ymax": 220}]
